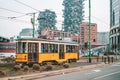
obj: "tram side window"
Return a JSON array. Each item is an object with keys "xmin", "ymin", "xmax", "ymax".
[
  {"xmin": 41, "ymin": 43, "xmax": 44, "ymax": 53},
  {"xmin": 41, "ymin": 43, "xmax": 58, "ymax": 53},
  {"xmin": 70, "ymin": 45, "xmax": 72, "ymax": 52},
  {"xmin": 66, "ymin": 45, "xmax": 70, "ymax": 52},
  {"xmin": 41, "ymin": 43, "xmax": 49, "ymax": 53},
  {"xmin": 54, "ymin": 44, "xmax": 58, "ymax": 53},
  {"xmin": 72, "ymin": 45, "xmax": 76, "ymax": 52},
  {"xmin": 75, "ymin": 46, "xmax": 78, "ymax": 52},
  {"xmin": 41, "ymin": 43, "xmax": 46, "ymax": 53},
  {"xmin": 45, "ymin": 43, "xmax": 48, "ymax": 52},
  {"xmin": 66, "ymin": 45, "xmax": 76, "ymax": 53},
  {"xmin": 50, "ymin": 44, "xmax": 54, "ymax": 53},
  {"xmin": 50, "ymin": 44, "xmax": 58, "ymax": 53}
]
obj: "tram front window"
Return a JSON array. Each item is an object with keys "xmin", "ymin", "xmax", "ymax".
[{"xmin": 16, "ymin": 42, "xmax": 27, "ymax": 53}]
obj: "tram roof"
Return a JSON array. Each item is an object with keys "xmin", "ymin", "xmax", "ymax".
[{"xmin": 17, "ymin": 38, "xmax": 78, "ymax": 44}]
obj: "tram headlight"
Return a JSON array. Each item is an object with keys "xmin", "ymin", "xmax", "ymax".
[{"xmin": 24, "ymin": 55, "xmax": 26, "ymax": 60}]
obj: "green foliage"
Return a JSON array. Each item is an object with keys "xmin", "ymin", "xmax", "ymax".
[
  {"xmin": 104, "ymin": 52, "xmax": 114, "ymax": 55},
  {"xmin": 13, "ymin": 65, "xmax": 21, "ymax": 71},
  {"xmin": 32, "ymin": 64, "xmax": 40, "ymax": 70},
  {"xmin": 45, "ymin": 65, "xmax": 53, "ymax": 71},
  {"xmin": 62, "ymin": 0, "xmax": 84, "ymax": 33},
  {"xmin": 0, "ymin": 70, "xmax": 6, "ymax": 76},
  {"xmin": 38, "ymin": 9, "xmax": 57, "ymax": 34},
  {"xmin": 23, "ymin": 66, "xmax": 29, "ymax": 71}
]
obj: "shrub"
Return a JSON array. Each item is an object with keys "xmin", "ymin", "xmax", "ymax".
[
  {"xmin": 32, "ymin": 64, "xmax": 40, "ymax": 70},
  {"xmin": 104, "ymin": 52, "xmax": 114, "ymax": 55},
  {"xmin": 63, "ymin": 63, "xmax": 70, "ymax": 68},
  {"xmin": 46, "ymin": 62, "xmax": 52, "ymax": 65},
  {"xmin": 45, "ymin": 65, "xmax": 53, "ymax": 71},
  {"xmin": 23, "ymin": 65, "xmax": 29, "ymax": 71},
  {"xmin": 13, "ymin": 65, "xmax": 21, "ymax": 71},
  {"xmin": 0, "ymin": 70, "xmax": 6, "ymax": 76}
]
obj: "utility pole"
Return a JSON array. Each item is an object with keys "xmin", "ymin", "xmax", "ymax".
[
  {"xmin": 31, "ymin": 13, "xmax": 35, "ymax": 38},
  {"xmin": 118, "ymin": 9, "xmax": 120, "ymax": 52},
  {"xmin": 60, "ymin": 24, "xmax": 64, "ymax": 40},
  {"xmin": 88, "ymin": 0, "xmax": 92, "ymax": 63}
]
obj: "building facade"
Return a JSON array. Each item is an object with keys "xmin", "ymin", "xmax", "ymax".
[
  {"xmin": 110, "ymin": 0, "xmax": 120, "ymax": 52},
  {"xmin": 97, "ymin": 32, "xmax": 109, "ymax": 45},
  {"xmin": 80, "ymin": 22, "xmax": 97, "ymax": 45},
  {"xmin": 62, "ymin": 0, "xmax": 84, "ymax": 34},
  {"xmin": 19, "ymin": 28, "xmax": 38, "ymax": 38},
  {"xmin": 40, "ymin": 28, "xmax": 79, "ymax": 42},
  {"xmin": 19, "ymin": 28, "xmax": 33, "ymax": 37}
]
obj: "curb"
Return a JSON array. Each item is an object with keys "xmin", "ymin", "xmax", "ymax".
[{"xmin": 1, "ymin": 62, "xmax": 118, "ymax": 80}]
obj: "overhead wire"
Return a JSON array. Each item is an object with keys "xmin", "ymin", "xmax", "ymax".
[
  {"xmin": 5, "ymin": 0, "xmax": 40, "ymax": 26},
  {"xmin": 0, "ymin": 1, "xmax": 62, "ymax": 19},
  {"xmin": 0, "ymin": 1, "xmax": 37, "ymax": 25},
  {"xmin": 0, "ymin": 15, "xmax": 31, "ymax": 24},
  {"xmin": 12, "ymin": 0, "xmax": 63, "ymax": 18},
  {"xmin": 11, "ymin": 14, "xmax": 30, "ymax": 18},
  {"xmin": 92, "ymin": 16, "xmax": 109, "ymax": 26},
  {"xmin": 13, "ymin": 0, "xmax": 39, "ymax": 12},
  {"xmin": 84, "ymin": 16, "xmax": 109, "ymax": 26},
  {"xmin": 0, "ymin": 6, "xmax": 26, "ymax": 14},
  {"xmin": 0, "ymin": 0, "xmax": 63, "ymax": 27},
  {"xmin": 0, "ymin": 0, "xmax": 40, "ymax": 19},
  {"xmin": 0, "ymin": 6, "xmax": 33, "ymax": 19}
]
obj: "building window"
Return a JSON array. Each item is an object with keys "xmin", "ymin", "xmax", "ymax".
[
  {"xmin": 112, "ymin": 10, "xmax": 115, "ymax": 26},
  {"xmin": 93, "ymin": 39, "xmax": 96, "ymax": 42}
]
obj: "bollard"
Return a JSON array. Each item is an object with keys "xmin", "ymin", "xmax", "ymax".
[
  {"xmin": 102, "ymin": 56, "xmax": 103, "ymax": 62},
  {"xmin": 97, "ymin": 57, "xmax": 98, "ymax": 62},
  {"xmin": 108, "ymin": 56, "xmax": 110, "ymax": 64},
  {"xmin": 104, "ymin": 57, "xmax": 106, "ymax": 64},
  {"xmin": 111, "ymin": 56, "xmax": 113, "ymax": 63}
]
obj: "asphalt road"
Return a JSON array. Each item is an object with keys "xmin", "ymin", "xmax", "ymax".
[{"xmin": 35, "ymin": 63, "xmax": 120, "ymax": 80}]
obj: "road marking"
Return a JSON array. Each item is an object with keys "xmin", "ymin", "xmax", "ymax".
[
  {"xmin": 93, "ymin": 69, "xmax": 101, "ymax": 72},
  {"xmin": 85, "ymin": 69, "xmax": 101, "ymax": 75},
  {"xmin": 112, "ymin": 64, "xmax": 120, "ymax": 66},
  {"xmin": 93, "ymin": 71, "xmax": 120, "ymax": 80}
]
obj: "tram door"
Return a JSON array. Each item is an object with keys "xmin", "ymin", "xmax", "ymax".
[
  {"xmin": 28, "ymin": 43, "xmax": 39, "ymax": 63},
  {"xmin": 59, "ymin": 44, "xmax": 64, "ymax": 59}
]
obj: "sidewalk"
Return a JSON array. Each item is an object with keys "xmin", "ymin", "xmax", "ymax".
[{"xmin": 0, "ymin": 61, "xmax": 118, "ymax": 80}]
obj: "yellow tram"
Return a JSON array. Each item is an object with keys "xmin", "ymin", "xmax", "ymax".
[{"xmin": 15, "ymin": 38, "xmax": 79, "ymax": 65}]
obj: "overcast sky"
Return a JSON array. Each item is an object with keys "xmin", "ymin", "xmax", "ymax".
[{"xmin": 0, "ymin": 0, "xmax": 110, "ymax": 38}]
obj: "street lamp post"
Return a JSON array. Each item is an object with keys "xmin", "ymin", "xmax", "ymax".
[
  {"xmin": 88, "ymin": 0, "xmax": 92, "ymax": 63},
  {"xmin": 115, "ymin": 27, "xmax": 120, "ymax": 60},
  {"xmin": 118, "ymin": 28, "xmax": 120, "ymax": 51},
  {"xmin": 31, "ymin": 13, "xmax": 35, "ymax": 38}
]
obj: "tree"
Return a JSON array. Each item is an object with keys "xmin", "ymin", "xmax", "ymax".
[
  {"xmin": 62, "ymin": 0, "xmax": 84, "ymax": 34},
  {"xmin": 37, "ymin": 9, "xmax": 57, "ymax": 34}
]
